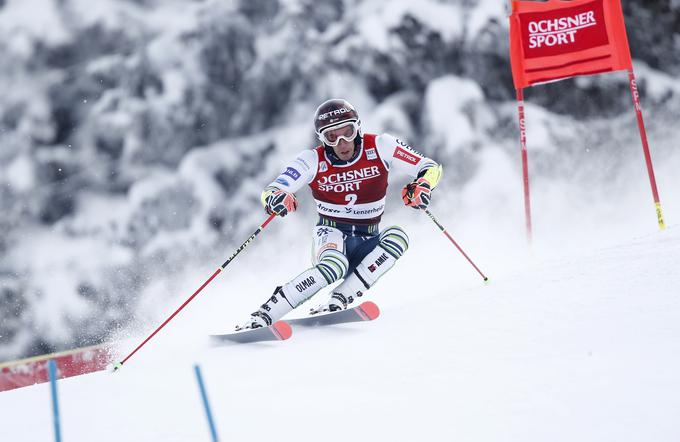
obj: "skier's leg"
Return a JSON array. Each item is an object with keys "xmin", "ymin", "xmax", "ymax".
[
  {"xmin": 316, "ymin": 226, "xmax": 409, "ymax": 312},
  {"xmin": 239, "ymin": 226, "xmax": 348, "ymax": 329}
]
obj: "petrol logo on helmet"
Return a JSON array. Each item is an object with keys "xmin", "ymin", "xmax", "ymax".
[{"xmin": 317, "ymin": 108, "xmax": 352, "ymax": 121}]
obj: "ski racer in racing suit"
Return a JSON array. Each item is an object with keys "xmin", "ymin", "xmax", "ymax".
[{"xmin": 237, "ymin": 99, "xmax": 443, "ymax": 330}]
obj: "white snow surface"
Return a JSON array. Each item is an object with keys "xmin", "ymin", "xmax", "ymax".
[
  {"xmin": 1, "ymin": 1, "xmax": 679, "ymax": 439},
  {"xmin": 1, "ymin": 192, "xmax": 679, "ymax": 441}
]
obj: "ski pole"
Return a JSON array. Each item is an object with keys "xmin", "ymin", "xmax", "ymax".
[
  {"xmin": 424, "ymin": 209, "xmax": 489, "ymax": 283},
  {"xmin": 112, "ymin": 212, "xmax": 278, "ymax": 372}
]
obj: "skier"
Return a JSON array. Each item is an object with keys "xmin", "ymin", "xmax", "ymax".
[{"xmin": 237, "ymin": 99, "xmax": 442, "ymax": 330}]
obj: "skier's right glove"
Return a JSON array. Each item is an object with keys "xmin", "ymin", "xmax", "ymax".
[{"xmin": 261, "ymin": 186, "xmax": 298, "ymax": 217}]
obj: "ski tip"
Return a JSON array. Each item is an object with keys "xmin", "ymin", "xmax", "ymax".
[
  {"xmin": 271, "ymin": 321, "xmax": 293, "ymax": 340},
  {"xmin": 357, "ymin": 301, "xmax": 380, "ymax": 321}
]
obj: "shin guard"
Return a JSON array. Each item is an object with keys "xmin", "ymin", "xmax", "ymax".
[
  {"xmin": 332, "ymin": 226, "xmax": 409, "ymax": 306},
  {"xmin": 257, "ymin": 249, "xmax": 349, "ymax": 322}
]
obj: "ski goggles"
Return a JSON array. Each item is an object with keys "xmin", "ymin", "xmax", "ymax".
[{"xmin": 318, "ymin": 121, "xmax": 359, "ymax": 147}]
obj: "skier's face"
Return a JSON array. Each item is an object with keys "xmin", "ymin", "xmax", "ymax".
[
  {"xmin": 332, "ymin": 137, "xmax": 355, "ymax": 161},
  {"xmin": 320, "ymin": 121, "xmax": 358, "ymax": 161}
]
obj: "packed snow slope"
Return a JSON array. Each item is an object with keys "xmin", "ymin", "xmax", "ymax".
[
  {"xmin": 1, "ymin": 216, "xmax": 679, "ymax": 441},
  {"xmin": 2, "ymin": 0, "xmax": 680, "ymax": 362}
]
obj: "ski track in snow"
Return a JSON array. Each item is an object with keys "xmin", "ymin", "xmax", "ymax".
[{"xmin": 1, "ymin": 223, "xmax": 679, "ymax": 441}]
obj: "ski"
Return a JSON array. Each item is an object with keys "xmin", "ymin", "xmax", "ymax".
[
  {"xmin": 210, "ymin": 321, "xmax": 292, "ymax": 344},
  {"xmin": 210, "ymin": 302, "xmax": 379, "ymax": 343},
  {"xmin": 286, "ymin": 301, "xmax": 380, "ymax": 327}
]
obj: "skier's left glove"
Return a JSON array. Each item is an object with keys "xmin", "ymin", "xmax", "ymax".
[
  {"xmin": 401, "ymin": 165, "xmax": 442, "ymax": 210},
  {"xmin": 402, "ymin": 178, "xmax": 432, "ymax": 210},
  {"xmin": 261, "ymin": 186, "xmax": 298, "ymax": 217}
]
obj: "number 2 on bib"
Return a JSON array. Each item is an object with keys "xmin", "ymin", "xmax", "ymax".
[{"xmin": 345, "ymin": 194, "xmax": 357, "ymax": 207}]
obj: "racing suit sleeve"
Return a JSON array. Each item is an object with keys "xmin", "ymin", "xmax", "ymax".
[
  {"xmin": 265, "ymin": 149, "xmax": 318, "ymax": 194},
  {"xmin": 375, "ymin": 133, "xmax": 442, "ymax": 188}
]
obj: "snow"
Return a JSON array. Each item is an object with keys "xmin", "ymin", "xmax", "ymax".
[
  {"xmin": 0, "ymin": 0, "xmax": 71, "ymax": 54},
  {"xmin": 356, "ymin": 0, "xmax": 466, "ymax": 45},
  {"xmin": 4, "ymin": 154, "xmax": 35, "ymax": 192},
  {"xmin": 1, "ymin": 1, "xmax": 679, "ymax": 440},
  {"xmin": 5, "ymin": 227, "xmax": 131, "ymax": 344},
  {"xmin": 633, "ymin": 60, "xmax": 680, "ymax": 101},
  {"xmin": 467, "ymin": 0, "xmax": 508, "ymax": 36},
  {"xmin": 1, "ymin": 175, "xmax": 679, "ymax": 441},
  {"xmin": 424, "ymin": 75, "xmax": 485, "ymax": 155}
]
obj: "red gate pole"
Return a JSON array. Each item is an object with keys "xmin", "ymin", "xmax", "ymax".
[
  {"xmin": 516, "ymin": 88, "xmax": 533, "ymax": 243},
  {"xmin": 627, "ymin": 69, "xmax": 666, "ymax": 230}
]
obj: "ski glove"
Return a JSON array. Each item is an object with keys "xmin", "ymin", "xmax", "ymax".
[
  {"xmin": 402, "ymin": 165, "xmax": 442, "ymax": 210},
  {"xmin": 402, "ymin": 178, "xmax": 432, "ymax": 210},
  {"xmin": 261, "ymin": 186, "xmax": 298, "ymax": 217}
]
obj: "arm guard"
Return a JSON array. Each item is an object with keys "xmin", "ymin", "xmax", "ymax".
[{"xmin": 417, "ymin": 164, "xmax": 443, "ymax": 189}]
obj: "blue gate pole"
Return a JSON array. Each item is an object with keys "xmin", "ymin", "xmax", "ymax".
[
  {"xmin": 194, "ymin": 364, "xmax": 219, "ymax": 442},
  {"xmin": 48, "ymin": 360, "xmax": 62, "ymax": 442}
]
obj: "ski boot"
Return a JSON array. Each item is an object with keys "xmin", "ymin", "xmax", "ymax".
[
  {"xmin": 235, "ymin": 311, "xmax": 271, "ymax": 331},
  {"xmin": 309, "ymin": 292, "xmax": 350, "ymax": 315}
]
